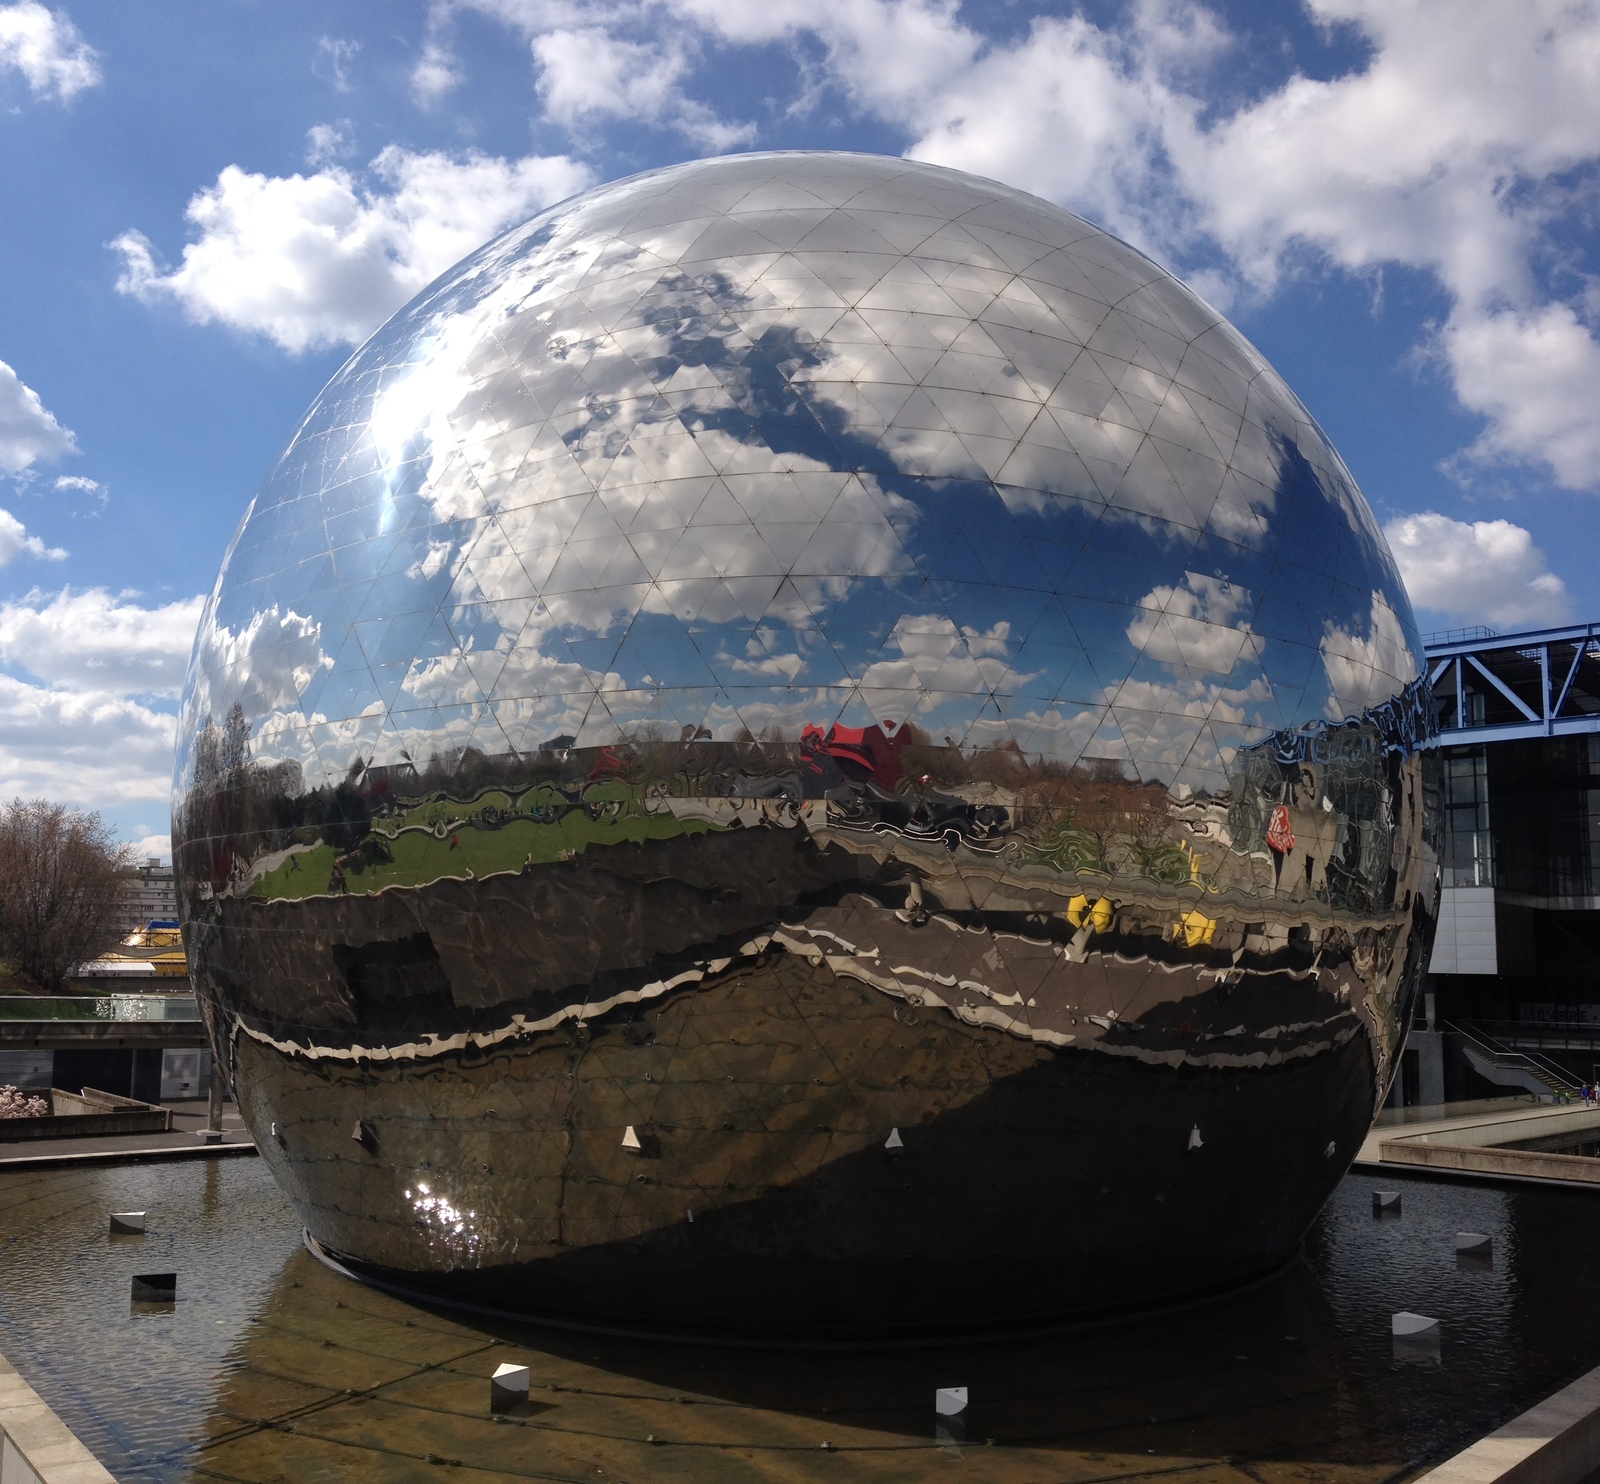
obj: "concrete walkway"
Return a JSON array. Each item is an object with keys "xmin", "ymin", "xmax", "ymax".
[
  {"xmin": 1356, "ymin": 1101, "xmax": 1600, "ymax": 1186},
  {"xmin": 0, "ymin": 1097, "xmax": 256, "ymax": 1168}
]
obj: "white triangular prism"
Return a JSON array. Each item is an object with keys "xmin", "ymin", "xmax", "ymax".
[
  {"xmin": 621, "ymin": 1125, "xmax": 642, "ymax": 1151},
  {"xmin": 885, "ymin": 1127, "xmax": 904, "ymax": 1150}
]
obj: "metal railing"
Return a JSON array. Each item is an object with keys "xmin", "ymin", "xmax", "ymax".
[
  {"xmin": 1445, "ymin": 1019, "xmax": 1583, "ymax": 1093},
  {"xmin": 1462, "ymin": 1019, "xmax": 1600, "ymax": 1055},
  {"xmin": 0, "ymin": 994, "xmax": 201, "ymax": 1023},
  {"xmin": 1425, "ymin": 622, "xmax": 1600, "ymax": 745}
]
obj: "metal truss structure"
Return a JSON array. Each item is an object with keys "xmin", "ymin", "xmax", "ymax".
[{"xmin": 1427, "ymin": 623, "xmax": 1600, "ymax": 746}]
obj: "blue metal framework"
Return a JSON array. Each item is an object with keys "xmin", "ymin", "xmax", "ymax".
[{"xmin": 1426, "ymin": 623, "xmax": 1600, "ymax": 746}]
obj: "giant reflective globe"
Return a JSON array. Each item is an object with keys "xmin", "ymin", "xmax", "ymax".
[{"xmin": 174, "ymin": 151, "xmax": 1437, "ymax": 1337}]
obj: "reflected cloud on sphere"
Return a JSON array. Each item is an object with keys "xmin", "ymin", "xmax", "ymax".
[
  {"xmin": 178, "ymin": 152, "xmax": 1422, "ymax": 793},
  {"xmin": 1127, "ymin": 572, "xmax": 1262, "ymax": 677},
  {"xmin": 1321, "ymin": 591, "xmax": 1418, "ymax": 723},
  {"xmin": 174, "ymin": 152, "xmax": 1438, "ymax": 1338}
]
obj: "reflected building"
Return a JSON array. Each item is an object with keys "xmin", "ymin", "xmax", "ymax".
[{"xmin": 173, "ymin": 151, "xmax": 1437, "ymax": 1337}]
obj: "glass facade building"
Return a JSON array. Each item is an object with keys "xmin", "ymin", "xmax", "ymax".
[
  {"xmin": 1412, "ymin": 629, "xmax": 1600, "ymax": 1103},
  {"xmin": 174, "ymin": 152, "xmax": 1437, "ymax": 1335}
]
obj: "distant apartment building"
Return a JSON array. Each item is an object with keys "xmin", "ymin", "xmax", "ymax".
[{"xmin": 118, "ymin": 857, "xmax": 177, "ymax": 935}]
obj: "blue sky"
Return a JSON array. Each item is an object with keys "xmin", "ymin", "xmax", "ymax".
[{"xmin": 0, "ymin": 0, "xmax": 1595, "ymax": 856}]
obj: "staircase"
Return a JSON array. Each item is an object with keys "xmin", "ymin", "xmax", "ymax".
[{"xmin": 1445, "ymin": 1020, "xmax": 1583, "ymax": 1100}]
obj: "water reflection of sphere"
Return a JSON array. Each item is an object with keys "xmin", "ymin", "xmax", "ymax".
[{"xmin": 174, "ymin": 152, "xmax": 1436, "ymax": 1338}]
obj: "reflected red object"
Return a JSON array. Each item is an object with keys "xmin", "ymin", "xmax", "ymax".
[
  {"xmin": 801, "ymin": 721, "xmax": 909, "ymax": 789},
  {"xmin": 1266, "ymin": 804, "xmax": 1295, "ymax": 855},
  {"xmin": 586, "ymin": 746, "xmax": 631, "ymax": 783}
]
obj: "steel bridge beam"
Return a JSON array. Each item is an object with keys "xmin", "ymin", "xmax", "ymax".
[{"xmin": 1425, "ymin": 621, "xmax": 1600, "ymax": 748}]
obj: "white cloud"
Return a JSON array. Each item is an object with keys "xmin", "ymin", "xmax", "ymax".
[
  {"xmin": 412, "ymin": 3, "xmax": 463, "ymax": 104},
  {"xmin": 532, "ymin": 26, "xmax": 753, "ymax": 149},
  {"xmin": 1178, "ymin": 2, "xmax": 1600, "ymax": 489},
  {"xmin": 0, "ymin": 358, "xmax": 75, "ymax": 474},
  {"xmin": 0, "ymin": 1, "xmax": 99, "ymax": 101},
  {"xmin": 0, "ymin": 510, "xmax": 64, "ymax": 564},
  {"xmin": 122, "ymin": 3, "xmax": 1600, "ymax": 491},
  {"xmin": 0, "ymin": 587, "xmax": 203, "ymax": 696},
  {"xmin": 126, "ymin": 832, "xmax": 171, "ymax": 865},
  {"xmin": 1384, "ymin": 511, "xmax": 1570, "ymax": 631},
  {"xmin": 113, "ymin": 147, "xmax": 594, "ymax": 353},
  {"xmin": 53, "ymin": 473, "xmax": 106, "ymax": 511},
  {"xmin": 0, "ymin": 587, "xmax": 205, "ymax": 807},
  {"xmin": 884, "ymin": 0, "xmax": 1600, "ymax": 494},
  {"xmin": 465, "ymin": 0, "xmax": 1600, "ymax": 494},
  {"xmin": 0, "ymin": 673, "xmax": 177, "ymax": 806},
  {"xmin": 1321, "ymin": 590, "xmax": 1418, "ymax": 720},
  {"xmin": 412, "ymin": 38, "xmax": 463, "ymax": 103},
  {"xmin": 1440, "ymin": 304, "xmax": 1600, "ymax": 490},
  {"xmin": 305, "ymin": 121, "xmax": 355, "ymax": 168},
  {"xmin": 314, "ymin": 35, "xmax": 359, "ymax": 92}
]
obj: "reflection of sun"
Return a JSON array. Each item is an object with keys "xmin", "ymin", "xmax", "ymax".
[{"xmin": 404, "ymin": 1181, "xmax": 480, "ymax": 1255}]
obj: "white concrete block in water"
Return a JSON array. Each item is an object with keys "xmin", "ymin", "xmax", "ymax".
[
  {"xmin": 1373, "ymin": 1190, "xmax": 1401, "ymax": 1213},
  {"xmin": 491, "ymin": 1363, "xmax": 530, "ymax": 1413},
  {"xmin": 1392, "ymin": 1311, "xmax": 1439, "ymax": 1337},
  {"xmin": 621, "ymin": 1125, "xmax": 642, "ymax": 1152},
  {"xmin": 1187, "ymin": 1125, "xmax": 1203, "ymax": 1151},
  {"xmin": 1456, "ymin": 1231, "xmax": 1492, "ymax": 1254},
  {"xmin": 936, "ymin": 1387, "xmax": 968, "ymax": 1417},
  {"xmin": 109, "ymin": 1212, "xmax": 145, "ymax": 1236}
]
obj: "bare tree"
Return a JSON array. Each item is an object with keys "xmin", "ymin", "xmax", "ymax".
[{"xmin": 0, "ymin": 800, "xmax": 134, "ymax": 991}]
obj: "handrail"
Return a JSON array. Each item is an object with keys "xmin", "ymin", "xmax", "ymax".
[
  {"xmin": 1443, "ymin": 1019, "xmax": 1583, "ymax": 1091},
  {"xmin": 0, "ymin": 994, "xmax": 201, "ymax": 1023},
  {"xmin": 1464, "ymin": 1018, "xmax": 1600, "ymax": 1045}
]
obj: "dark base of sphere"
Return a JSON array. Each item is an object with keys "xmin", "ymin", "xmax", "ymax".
[
  {"xmin": 235, "ymin": 963, "xmax": 1376, "ymax": 1340},
  {"xmin": 304, "ymin": 1226, "xmax": 1311, "ymax": 1348}
]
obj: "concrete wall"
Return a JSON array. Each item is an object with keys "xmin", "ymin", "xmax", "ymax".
[
  {"xmin": 0, "ymin": 1348, "xmax": 114, "ymax": 1482},
  {"xmin": 1387, "ymin": 1105, "xmax": 1600, "ymax": 1149},
  {"xmin": 1422, "ymin": 1356, "xmax": 1600, "ymax": 1484},
  {"xmin": 1431, "ymin": 885, "xmax": 1498, "ymax": 974},
  {"xmin": 1378, "ymin": 1105, "xmax": 1600, "ymax": 1183}
]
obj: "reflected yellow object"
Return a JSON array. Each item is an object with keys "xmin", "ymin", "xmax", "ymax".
[
  {"xmin": 1068, "ymin": 894, "xmax": 1114, "ymax": 933},
  {"xmin": 1174, "ymin": 908, "xmax": 1217, "ymax": 948}
]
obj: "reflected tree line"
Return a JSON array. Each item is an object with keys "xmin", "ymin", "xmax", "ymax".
[{"xmin": 177, "ymin": 684, "xmax": 1435, "ymax": 921}]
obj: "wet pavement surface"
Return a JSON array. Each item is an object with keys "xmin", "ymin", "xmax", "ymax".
[{"xmin": 1, "ymin": 1158, "xmax": 1599, "ymax": 1482}]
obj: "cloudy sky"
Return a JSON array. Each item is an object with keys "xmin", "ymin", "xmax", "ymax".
[{"xmin": 0, "ymin": 0, "xmax": 1595, "ymax": 856}]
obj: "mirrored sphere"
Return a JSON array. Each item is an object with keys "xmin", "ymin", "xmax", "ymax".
[{"xmin": 174, "ymin": 151, "xmax": 1438, "ymax": 1337}]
